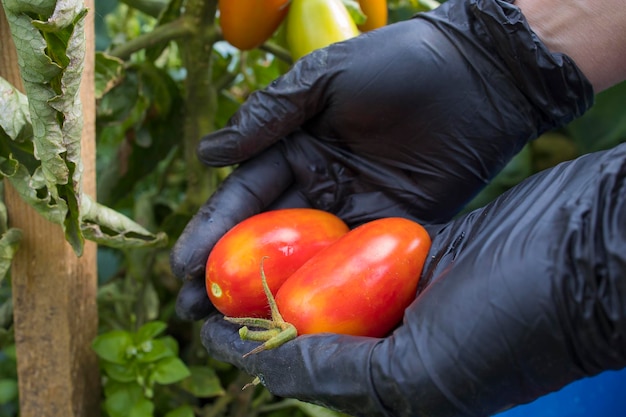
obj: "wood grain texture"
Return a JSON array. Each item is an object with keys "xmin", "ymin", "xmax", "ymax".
[{"xmin": 0, "ymin": 2, "xmax": 100, "ymax": 416}]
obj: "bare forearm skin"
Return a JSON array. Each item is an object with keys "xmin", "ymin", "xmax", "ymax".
[{"xmin": 516, "ymin": 0, "xmax": 626, "ymax": 92}]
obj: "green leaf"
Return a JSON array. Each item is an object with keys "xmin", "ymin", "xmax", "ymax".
[
  {"xmin": 128, "ymin": 396, "xmax": 155, "ymax": 417},
  {"xmin": 388, "ymin": 0, "xmax": 440, "ymax": 22},
  {"xmin": 1, "ymin": 344, "xmax": 16, "ymax": 361},
  {"xmin": 160, "ymin": 335, "xmax": 180, "ymax": 356},
  {"xmin": 0, "ymin": 77, "xmax": 38, "ymax": 175},
  {"xmin": 95, "ymin": 52, "xmax": 126, "ymax": 99},
  {"xmin": 0, "ymin": 379, "xmax": 18, "ymax": 405},
  {"xmin": 530, "ymin": 131, "xmax": 579, "ymax": 172},
  {"xmin": 292, "ymin": 399, "xmax": 349, "ymax": 417},
  {"xmin": 137, "ymin": 62, "xmax": 174, "ymax": 118},
  {"xmin": 0, "ymin": 77, "xmax": 67, "ymax": 225},
  {"xmin": 92, "ymin": 330, "xmax": 134, "ymax": 364},
  {"xmin": 418, "ymin": 0, "xmax": 443, "ymax": 12},
  {"xmin": 96, "ymin": 69, "xmax": 142, "ymax": 124},
  {"xmin": 0, "ymin": 329, "xmax": 13, "ymax": 349},
  {"xmin": 0, "ymin": 298, "xmax": 13, "ymax": 330},
  {"xmin": 103, "ymin": 379, "xmax": 143, "ymax": 399},
  {"xmin": 96, "ymin": 64, "xmax": 184, "ymax": 206},
  {"xmin": 0, "ymin": 229, "xmax": 22, "ymax": 285},
  {"xmin": 135, "ymin": 320, "xmax": 167, "ymax": 343},
  {"xmin": 0, "ymin": 182, "xmax": 8, "ymax": 235},
  {"xmin": 151, "ymin": 357, "xmax": 190, "ymax": 385},
  {"xmin": 342, "ymin": 0, "xmax": 367, "ymax": 25},
  {"xmin": 1, "ymin": 77, "xmax": 167, "ymax": 251},
  {"xmin": 103, "ymin": 361, "xmax": 137, "ymax": 383},
  {"xmin": 105, "ymin": 383, "xmax": 153, "ymax": 417},
  {"xmin": 565, "ymin": 80, "xmax": 626, "ymax": 153},
  {"xmin": 80, "ymin": 194, "xmax": 168, "ymax": 248},
  {"xmin": 164, "ymin": 405, "xmax": 195, "ymax": 417},
  {"xmin": 179, "ymin": 366, "xmax": 225, "ymax": 398},
  {"xmin": 136, "ymin": 339, "xmax": 175, "ymax": 363},
  {"xmin": 0, "ymin": 182, "xmax": 22, "ymax": 285},
  {"xmin": 2, "ymin": 0, "xmax": 88, "ymax": 255},
  {"xmin": 0, "ymin": 77, "xmax": 32, "ymax": 143},
  {"xmin": 268, "ymin": 399, "xmax": 350, "ymax": 417},
  {"xmin": 3, "ymin": 163, "xmax": 67, "ymax": 226}
]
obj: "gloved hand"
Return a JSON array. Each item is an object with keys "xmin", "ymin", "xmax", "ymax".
[
  {"xmin": 171, "ymin": 0, "xmax": 593, "ymax": 320},
  {"xmin": 202, "ymin": 143, "xmax": 626, "ymax": 417}
]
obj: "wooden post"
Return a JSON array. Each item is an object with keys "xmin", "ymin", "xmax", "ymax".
[{"xmin": 0, "ymin": 1, "xmax": 100, "ymax": 416}]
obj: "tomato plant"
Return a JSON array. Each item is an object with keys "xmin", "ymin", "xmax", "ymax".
[
  {"xmin": 275, "ymin": 217, "xmax": 431, "ymax": 337},
  {"xmin": 286, "ymin": 0, "xmax": 360, "ymax": 60},
  {"xmin": 206, "ymin": 208, "xmax": 349, "ymax": 318},
  {"xmin": 357, "ymin": 0, "xmax": 388, "ymax": 32},
  {"xmin": 218, "ymin": 0, "xmax": 290, "ymax": 50}
]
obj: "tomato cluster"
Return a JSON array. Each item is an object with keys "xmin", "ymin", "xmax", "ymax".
[
  {"xmin": 206, "ymin": 208, "xmax": 431, "ymax": 338},
  {"xmin": 218, "ymin": 0, "xmax": 388, "ymax": 59}
]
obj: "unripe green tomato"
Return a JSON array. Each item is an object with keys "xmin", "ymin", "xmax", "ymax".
[{"xmin": 286, "ymin": 0, "xmax": 360, "ymax": 61}]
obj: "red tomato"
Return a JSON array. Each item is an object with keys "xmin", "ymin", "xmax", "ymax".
[
  {"xmin": 357, "ymin": 0, "xmax": 388, "ymax": 32},
  {"xmin": 275, "ymin": 217, "xmax": 431, "ymax": 337},
  {"xmin": 219, "ymin": 0, "xmax": 290, "ymax": 50},
  {"xmin": 206, "ymin": 208, "xmax": 349, "ymax": 318}
]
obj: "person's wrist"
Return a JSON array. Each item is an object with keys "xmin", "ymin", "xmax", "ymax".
[{"xmin": 515, "ymin": 0, "xmax": 626, "ymax": 92}]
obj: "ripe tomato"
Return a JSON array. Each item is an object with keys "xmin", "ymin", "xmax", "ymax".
[
  {"xmin": 218, "ymin": 0, "xmax": 290, "ymax": 50},
  {"xmin": 275, "ymin": 217, "xmax": 431, "ymax": 337},
  {"xmin": 357, "ymin": 0, "xmax": 388, "ymax": 32},
  {"xmin": 206, "ymin": 208, "xmax": 349, "ymax": 318},
  {"xmin": 285, "ymin": 0, "xmax": 359, "ymax": 61}
]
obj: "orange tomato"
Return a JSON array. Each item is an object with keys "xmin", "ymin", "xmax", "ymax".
[
  {"xmin": 218, "ymin": 0, "xmax": 290, "ymax": 50},
  {"xmin": 275, "ymin": 217, "xmax": 431, "ymax": 337},
  {"xmin": 357, "ymin": 0, "xmax": 388, "ymax": 32},
  {"xmin": 206, "ymin": 208, "xmax": 349, "ymax": 317}
]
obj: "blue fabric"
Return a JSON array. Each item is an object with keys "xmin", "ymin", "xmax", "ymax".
[{"xmin": 497, "ymin": 369, "xmax": 626, "ymax": 417}]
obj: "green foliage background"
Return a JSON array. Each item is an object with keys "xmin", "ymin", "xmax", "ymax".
[{"xmin": 0, "ymin": 0, "xmax": 625, "ymax": 416}]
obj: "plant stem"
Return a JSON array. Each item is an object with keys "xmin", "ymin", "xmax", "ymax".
[
  {"xmin": 258, "ymin": 398, "xmax": 301, "ymax": 413},
  {"xmin": 109, "ymin": 17, "xmax": 196, "ymax": 60},
  {"xmin": 202, "ymin": 371, "xmax": 253, "ymax": 417},
  {"xmin": 214, "ymin": 70, "xmax": 238, "ymax": 94},
  {"xmin": 259, "ymin": 41, "xmax": 293, "ymax": 65},
  {"xmin": 178, "ymin": 0, "xmax": 221, "ymax": 212},
  {"xmin": 119, "ymin": 0, "xmax": 168, "ymax": 18}
]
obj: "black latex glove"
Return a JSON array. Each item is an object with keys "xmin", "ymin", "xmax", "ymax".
[
  {"xmin": 171, "ymin": 0, "xmax": 594, "ymax": 321},
  {"xmin": 202, "ymin": 142, "xmax": 626, "ymax": 417}
]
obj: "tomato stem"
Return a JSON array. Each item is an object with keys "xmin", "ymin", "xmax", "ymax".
[
  {"xmin": 223, "ymin": 256, "xmax": 298, "ymax": 357},
  {"xmin": 242, "ymin": 325, "xmax": 297, "ymax": 358},
  {"xmin": 260, "ymin": 256, "xmax": 288, "ymax": 323},
  {"xmin": 224, "ymin": 317, "xmax": 276, "ymax": 328},
  {"xmin": 238, "ymin": 326, "xmax": 281, "ymax": 341},
  {"xmin": 242, "ymin": 376, "xmax": 262, "ymax": 390}
]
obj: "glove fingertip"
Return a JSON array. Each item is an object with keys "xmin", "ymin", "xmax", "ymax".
[
  {"xmin": 170, "ymin": 234, "xmax": 209, "ymax": 281},
  {"xmin": 197, "ymin": 128, "xmax": 245, "ymax": 166}
]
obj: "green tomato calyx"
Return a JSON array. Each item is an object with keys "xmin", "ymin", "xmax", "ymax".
[{"xmin": 223, "ymin": 256, "xmax": 297, "ymax": 358}]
